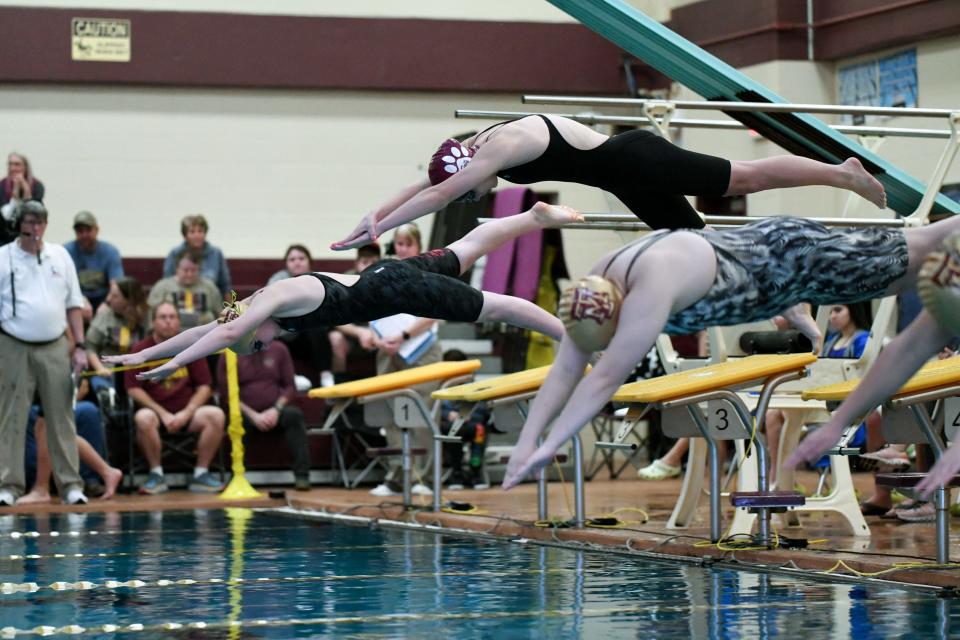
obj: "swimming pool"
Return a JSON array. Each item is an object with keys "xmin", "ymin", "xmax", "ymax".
[{"xmin": 0, "ymin": 509, "xmax": 956, "ymax": 638}]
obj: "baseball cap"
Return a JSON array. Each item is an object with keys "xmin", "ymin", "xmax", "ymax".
[{"xmin": 73, "ymin": 210, "xmax": 98, "ymax": 228}]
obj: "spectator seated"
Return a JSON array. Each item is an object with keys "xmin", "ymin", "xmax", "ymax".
[{"xmin": 125, "ymin": 302, "xmax": 226, "ymax": 494}]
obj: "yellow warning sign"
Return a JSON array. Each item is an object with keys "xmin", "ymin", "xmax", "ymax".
[{"xmin": 71, "ymin": 18, "xmax": 131, "ymax": 63}]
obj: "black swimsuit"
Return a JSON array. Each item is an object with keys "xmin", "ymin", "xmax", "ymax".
[
  {"xmin": 274, "ymin": 249, "xmax": 485, "ymax": 333},
  {"xmin": 489, "ymin": 115, "xmax": 730, "ymax": 230}
]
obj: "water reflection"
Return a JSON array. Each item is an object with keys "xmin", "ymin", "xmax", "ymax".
[{"xmin": 0, "ymin": 510, "xmax": 955, "ymax": 639}]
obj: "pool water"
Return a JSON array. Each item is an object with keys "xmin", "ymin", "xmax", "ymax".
[{"xmin": 0, "ymin": 509, "xmax": 956, "ymax": 638}]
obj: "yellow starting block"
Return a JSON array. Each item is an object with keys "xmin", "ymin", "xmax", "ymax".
[
  {"xmin": 803, "ymin": 356, "xmax": 960, "ymax": 564},
  {"xmin": 607, "ymin": 353, "xmax": 816, "ymax": 545},
  {"xmin": 308, "ymin": 360, "xmax": 480, "ymax": 509},
  {"xmin": 802, "ymin": 357, "xmax": 960, "ymax": 402},
  {"xmin": 433, "ymin": 365, "xmax": 590, "ymax": 525}
]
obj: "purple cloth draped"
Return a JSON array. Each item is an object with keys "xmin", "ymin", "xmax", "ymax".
[{"xmin": 480, "ymin": 188, "xmax": 543, "ymax": 301}]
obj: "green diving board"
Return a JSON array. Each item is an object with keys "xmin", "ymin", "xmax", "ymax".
[{"xmin": 547, "ymin": 0, "xmax": 960, "ymax": 218}]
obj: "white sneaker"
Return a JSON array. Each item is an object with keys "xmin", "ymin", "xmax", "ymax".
[
  {"xmin": 370, "ymin": 483, "xmax": 399, "ymax": 497},
  {"xmin": 411, "ymin": 483, "xmax": 432, "ymax": 496},
  {"xmin": 64, "ymin": 488, "xmax": 88, "ymax": 505},
  {"xmin": 320, "ymin": 371, "xmax": 336, "ymax": 388},
  {"xmin": 637, "ymin": 459, "xmax": 682, "ymax": 481},
  {"xmin": 0, "ymin": 489, "xmax": 15, "ymax": 506}
]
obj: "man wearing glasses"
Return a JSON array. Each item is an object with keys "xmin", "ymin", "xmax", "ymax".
[{"xmin": 0, "ymin": 201, "xmax": 87, "ymax": 506}]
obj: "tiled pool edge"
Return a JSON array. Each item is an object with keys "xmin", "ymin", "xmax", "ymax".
[{"xmin": 283, "ymin": 496, "xmax": 960, "ymax": 593}]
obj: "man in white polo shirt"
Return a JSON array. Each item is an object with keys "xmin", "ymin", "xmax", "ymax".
[{"xmin": 0, "ymin": 201, "xmax": 87, "ymax": 506}]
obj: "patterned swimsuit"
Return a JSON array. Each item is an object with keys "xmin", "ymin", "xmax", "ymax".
[{"xmin": 605, "ymin": 217, "xmax": 909, "ymax": 334}]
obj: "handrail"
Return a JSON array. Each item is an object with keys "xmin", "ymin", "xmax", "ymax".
[
  {"xmin": 523, "ymin": 95, "xmax": 958, "ymax": 119},
  {"xmin": 478, "ymin": 214, "xmax": 905, "ymax": 231},
  {"xmin": 455, "ymin": 109, "xmax": 951, "ymax": 139}
]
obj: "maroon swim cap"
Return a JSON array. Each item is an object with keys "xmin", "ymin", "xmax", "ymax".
[{"xmin": 428, "ymin": 139, "xmax": 477, "ymax": 185}]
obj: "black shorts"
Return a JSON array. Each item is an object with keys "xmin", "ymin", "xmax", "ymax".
[
  {"xmin": 605, "ymin": 130, "xmax": 731, "ymax": 230},
  {"xmin": 279, "ymin": 250, "xmax": 486, "ymax": 331},
  {"xmin": 348, "ymin": 250, "xmax": 485, "ymax": 324}
]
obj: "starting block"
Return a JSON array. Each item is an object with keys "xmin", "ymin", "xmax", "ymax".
[
  {"xmin": 433, "ymin": 365, "xmax": 590, "ymax": 525},
  {"xmin": 309, "ymin": 360, "xmax": 480, "ymax": 509},
  {"xmin": 803, "ymin": 356, "xmax": 960, "ymax": 563},
  {"xmin": 607, "ymin": 353, "xmax": 814, "ymax": 544}
]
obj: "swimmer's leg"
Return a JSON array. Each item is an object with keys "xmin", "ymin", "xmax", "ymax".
[
  {"xmin": 478, "ymin": 292, "xmax": 563, "ymax": 341},
  {"xmin": 727, "ymin": 157, "xmax": 886, "ymax": 208},
  {"xmin": 448, "ymin": 202, "xmax": 583, "ymax": 274}
]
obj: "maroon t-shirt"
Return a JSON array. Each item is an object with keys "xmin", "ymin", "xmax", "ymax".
[
  {"xmin": 125, "ymin": 335, "xmax": 212, "ymax": 413},
  {"xmin": 217, "ymin": 341, "xmax": 295, "ymax": 413}
]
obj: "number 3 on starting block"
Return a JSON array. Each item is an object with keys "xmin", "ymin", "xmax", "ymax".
[{"xmin": 706, "ymin": 400, "xmax": 750, "ymax": 439}]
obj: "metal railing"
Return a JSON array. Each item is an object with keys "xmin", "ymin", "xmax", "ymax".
[
  {"xmin": 455, "ymin": 109, "xmax": 952, "ymax": 139},
  {"xmin": 479, "ymin": 213, "xmax": 905, "ymax": 232},
  {"xmin": 522, "ymin": 95, "xmax": 957, "ymax": 119},
  {"xmin": 458, "ymin": 94, "xmax": 960, "ymax": 224}
]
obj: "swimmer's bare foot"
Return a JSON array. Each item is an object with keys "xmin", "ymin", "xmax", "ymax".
[
  {"xmin": 101, "ymin": 467, "xmax": 123, "ymax": 500},
  {"xmin": 17, "ymin": 488, "xmax": 51, "ymax": 505},
  {"xmin": 531, "ymin": 201, "xmax": 584, "ymax": 227},
  {"xmin": 841, "ymin": 158, "xmax": 886, "ymax": 209}
]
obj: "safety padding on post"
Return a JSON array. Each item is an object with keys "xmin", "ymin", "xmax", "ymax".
[{"xmin": 220, "ymin": 349, "xmax": 262, "ymax": 500}]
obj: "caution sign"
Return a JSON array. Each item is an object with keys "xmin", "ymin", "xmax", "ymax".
[{"xmin": 71, "ymin": 18, "xmax": 131, "ymax": 62}]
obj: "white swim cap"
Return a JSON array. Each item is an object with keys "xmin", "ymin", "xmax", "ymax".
[
  {"xmin": 558, "ymin": 275, "xmax": 623, "ymax": 352},
  {"xmin": 919, "ymin": 231, "xmax": 960, "ymax": 335}
]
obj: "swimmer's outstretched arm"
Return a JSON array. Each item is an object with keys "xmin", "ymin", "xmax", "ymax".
[
  {"xmin": 502, "ymin": 337, "xmax": 591, "ymax": 488},
  {"xmin": 332, "ymin": 154, "xmax": 501, "ymax": 251},
  {"xmin": 128, "ymin": 284, "xmax": 300, "ymax": 381},
  {"xmin": 143, "ymin": 293, "xmax": 285, "ymax": 379},
  {"xmin": 334, "ymin": 177, "xmax": 431, "ymax": 251},
  {"xmin": 786, "ymin": 310, "xmax": 952, "ymax": 470},
  {"xmin": 503, "ymin": 292, "xmax": 672, "ymax": 489},
  {"xmin": 101, "ymin": 321, "xmax": 221, "ymax": 366}
]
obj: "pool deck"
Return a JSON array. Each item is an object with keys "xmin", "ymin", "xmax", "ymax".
[{"xmin": 6, "ymin": 472, "xmax": 960, "ymax": 591}]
